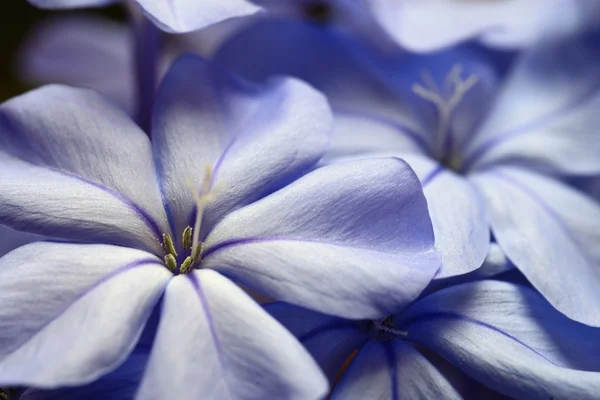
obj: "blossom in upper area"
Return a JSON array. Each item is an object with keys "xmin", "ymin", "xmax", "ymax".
[
  {"xmin": 0, "ymin": 54, "xmax": 440, "ymax": 397},
  {"xmin": 216, "ymin": 23, "xmax": 600, "ymax": 327},
  {"xmin": 27, "ymin": 0, "xmax": 260, "ymax": 33},
  {"xmin": 268, "ymin": 279, "xmax": 600, "ymax": 399},
  {"xmin": 254, "ymin": 0, "xmax": 599, "ymax": 51}
]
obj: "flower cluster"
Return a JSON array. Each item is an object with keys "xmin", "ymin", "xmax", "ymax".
[{"xmin": 1, "ymin": 0, "xmax": 599, "ymax": 399}]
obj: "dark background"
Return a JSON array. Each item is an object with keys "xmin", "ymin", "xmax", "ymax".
[{"xmin": 0, "ymin": 2, "xmax": 124, "ymax": 102}]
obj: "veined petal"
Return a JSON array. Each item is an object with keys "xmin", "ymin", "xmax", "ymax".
[
  {"xmin": 20, "ymin": 350, "xmax": 148, "ymax": 400},
  {"xmin": 18, "ymin": 16, "xmax": 134, "ymax": 112},
  {"xmin": 267, "ymin": 302, "xmax": 365, "ymax": 382},
  {"xmin": 134, "ymin": 0, "xmax": 260, "ymax": 33},
  {"xmin": 153, "ymin": 55, "xmax": 332, "ymax": 237},
  {"xmin": 471, "ymin": 167, "xmax": 600, "ymax": 326},
  {"xmin": 398, "ymin": 280, "xmax": 600, "ymax": 399},
  {"xmin": 0, "ymin": 85, "xmax": 169, "ymax": 242},
  {"xmin": 27, "ymin": 0, "xmax": 118, "ymax": 8},
  {"xmin": 0, "ymin": 154, "xmax": 163, "ymax": 254},
  {"xmin": 331, "ymin": 341, "xmax": 462, "ymax": 400},
  {"xmin": 0, "ymin": 242, "xmax": 170, "ymax": 387},
  {"xmin": 204, "ymin": 158, "xmax": 439, "ymax": 318},
  {"xmin": 464, "ymin": 35, "xmax": 600, "ymax": 175},
  {"xmin": 136, "ymin": 270, "xmax": 327, "ymax": 400},
  {"xmin": 404, "ymin": 154, "xmax": 489, "ymax": 279}
]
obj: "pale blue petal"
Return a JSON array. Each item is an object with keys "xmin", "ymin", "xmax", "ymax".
[
  {"xmin": 153, "ymin": 54, "xmax": 331, "ymax": 237},
  {"xmin": 471, "ymin": 167, "xmax": 600, "ymax": 326},
  {"xmin": 464, "ymin": 35, "xmax": 600, "ymax": 175},
  {"xmin": 403, "ymin": 154, "xmax": 489, "ymax": 279},
  {"xmin": 267, "ymin": 302, "xmax": 365, "ymax": 382},
  {"xmin": 331, "ymin": 341, "xmax": 462, "ymax": 400},
  {"xmin": 0, "ymin": 85, "xmax": 169, "ymax": 251},
  {"xmin": 20, "ymin": 351, "xmax": 148, "ymax": 400},
  {"xmin": 134, "ymin": 0, "xmax": 260, "ymax": 33},
  {"xmin": 18, "ymin": 16, "xmax": 134, "ymax": 113},
  {"xmin": 203, "ymin": 158, "xmax": 439, "ymax": 319},
  {"xmin": 27, "ymin": 0, "xmax": 118, "ymax": 9},
  {"xmin": 398, "ymin": 280, "xmax": 600, "ymax": 399},
  {"xmin": 0, "ymin": 242, "xmax": 170, "ymax": 388},
  {"xmin": 136, "ymin": 270, "xmax": 327, "ymax": 400}
]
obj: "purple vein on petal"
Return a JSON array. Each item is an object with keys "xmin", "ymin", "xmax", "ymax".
[
  {"xmin": 463, "ymin": 79, "xmax": 600, "ymax": 172},
  {"xmin": 186, "ymin": 273, "xmax": 232, "ymax": 398},
  {"xmin": 297, "ymin": 323, "xmax": 362, "ymax": 344},
  {"xmin": 490, "ymin": 171, "xmax": 595, "ymax": 269},
  {"xmin": 382, "ymin": 342, "xmax": 399, "ymax": 400},
  {"xmin": 400, "ymin": 310, "xmax": 561, "ymax": 367},
  {"xmin": 57, "ymin": 168, "xmax": 164, "ymax": 241},
  {"xmin": 421, "ymin": 165, "xmax": 444, "ymax": 188},
  {"xmin": 3, "ymin": 258, "xmax": 163, "ymax": 359}
]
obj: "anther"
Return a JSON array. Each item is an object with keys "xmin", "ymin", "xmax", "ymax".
[
  {"xmin": 162, "ymin": 233, "xmax": 178, "ymax": 257},
  {"xmin": 182, "ymin": 226, "xmax": 193, "ymax": 250},
  {"xmin": 164, "ymin": 254, "xmax": 177, "ymax": 273},
  {"xmin": 179, "ymin": 256, "xmax": 194, "ymax": 275}
]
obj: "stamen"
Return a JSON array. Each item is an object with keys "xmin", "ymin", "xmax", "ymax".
[
  {"xmin": 182, "ymin": 226, "xmax": 193, "ymax": 250},
  {"xmin": 192, "ymin": 242, "xmax": 204, "ymax": 264},
  {"xmin": 164, "ymin": 254, "xmax": 177, "ymax": 273},
  {"xmin": 162, "ymin": 233, "xmax": 178, "ymax": 257},
  {"xmin": 374, "ymin": 316, "xmax": 408, "ymax": 338},
  {"xmin": 179, "ymin": 256, "xmax": 194, "ymax": 275},
  {"xmin": 412, "ymin": 64, "xmax": 478, "ymax": 160}
]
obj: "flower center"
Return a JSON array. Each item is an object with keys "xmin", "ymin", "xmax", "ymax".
[
  {"xmin": 364, "ymin": 316, "xmax": 408, "ymax": 342},
  {"xmin": 161, "ymin": 165, "xmax": 223, "ymax": 275},
  {"xmin": 412, "ymin": 64, "xmax": 478, "ymax": 172}
]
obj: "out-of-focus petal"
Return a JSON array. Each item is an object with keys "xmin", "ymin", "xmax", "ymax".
[
  {"xmin": 18, "ymin": 16, "xmax": 134, "ymax": 112},
  {"xmin": 472, "ymin": 167, "xmax": 600, "ymax": 326},
  {"xmin": 0, "ymin": 242, "xmax": 170, "ymax": 387},
  {"xmin": 203, "ymin": 158, "xmax": 439, "ymax": 319},
  {"xmin": 136, "ymin": 270, "xmax": 327, "ymax": 400},
  {"xmin": 404, "ymin": 154, "xmax": 489, "ymax": 279},
  {"xmin": 153, "ymin": 55, "xmax": 331, "ymax": 237},
  {"xmin": 331, "ymin": 341, "xmax": 462, "ymax": 400},
  {"xmin": 27, "ymin": 0, "xmax": 118, "ymax": 9},
  {"xmin": 464, "ymin": 35, "xmax": 600, "ymax": 175},
  {"xmin": 398, "ymin": 280, "xmax": 600, "ymax": 399},
  {"xmin": 133, "ymin": 0, "xmax": 260, "ymax": 33},
  {"xmin": 0, "ymin": 225, "xmax": 43, "ymax": 258}
]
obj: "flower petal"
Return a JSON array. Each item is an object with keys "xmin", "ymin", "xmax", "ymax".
[
  {"xmin": 404, "ymin": 154, "xmax": 490, "ymax": 279},
  {"xmin": 332, "ymin": 341, "xmax": 461, "ymax": 400},
  {"xmin": 382, "ymin": 0, "xmax": 589, "ymax": 51},
  {"xmin": 471, "ymin": 167, "xmax": 600, "ymax": 326},
  {"xmin": 136, "ymin": 270, "xmax": 327, "ymax": 400},
  {"xmin": 0, "ymin": 242, "xmax": 170, "ymax": 387},
  {"xmin": 398, "ymin": 280, "xmax": 600, "ymax": 399},
  {"xmin": 18, "ymin": 16, "xmax": 134, "ymax": 112},
  {"xmin": 153, "ymin": 54, "xmax": 332, "ymax": 236},
  {"xmin": 0, "ymin": 225, "xmax": 43, "ymax": 258},
  {"xmin": 20, "ymin": 350, "xmax": 148, "ymax": 400},
  {"xmin": 0, "ymin": 85, "xmax": 169, "ymax": 249},
  {"xmin": 267, "ymin": 302, "xmax": 365, "ymax": 382},
  {"xmin": 27, "ymin": 0, "xmax": 118, "ymax": 8},
  {"xmin": 464, "ymin": 35, "xmax": 600, "ymax": 175},
  {"xmin": 203, "ymin": 158, "xmax": 439, "ymax": 319},
  {"xmin": 134, "ymin": 0, "xmax": 260, "ymax": 33}
]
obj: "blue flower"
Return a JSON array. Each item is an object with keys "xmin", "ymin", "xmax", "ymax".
[
  {"xmin": 26, "ymin": 0, "xmax": 260, "ymax": 33},
  {"xmin": 268, "ymin": 279, "xmax": 600, "ymax": 399},
  {"xmin": 0, "ymin": 54, "xmax": 440, "ymax": 396},
  {"xmin": 216, "ymin": 24, "xmax": 600, "ymax": 326}
]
